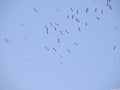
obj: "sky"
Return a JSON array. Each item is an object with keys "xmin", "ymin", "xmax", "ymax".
[{"xmin": 0, "ymin": 0, "xmax": 120, "ymax": 90}]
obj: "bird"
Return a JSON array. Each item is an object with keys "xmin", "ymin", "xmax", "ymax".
[
  {"xmin": 57, "ymin": 38, "xmax": 60, "ymax": 44},
  {"xmin": 76, "ymin": 18, "xmax": 80, "ymax": 23},
  {"xmin": 96, "ymin": 17, "xmax": 100, "ymax": 20},
  {"xmin": 53, "ymin": 47, "xmax": 57, "ymax": 52},
  {"xmin": 44, "ymin": 26, "xmax": 49, "ymax": 34},
  {"xmin": 20, "ymin": 24, "xmax": 26, "ymax": 28},
  {"xmin": 58, "ymin": 54, "xmax": 64, "ymax": 59},
  {"xmin": 54, "ymin": 8, "xmax": 60, "ymax": 12},
  {"xmin": 33, "ymin": 8, "xmax": 38, "ymax": 12},
  {"xmin": 74, "ymin": 42, "xmax": 78, "ymax": 46},
  {"xmin": 101, "ymin": 10, "xmax": 103, "ymax": 14},
  {"xmin": 59, "ymin": 31, "xmax": 63, "ymax": 35},
  {"xmin": 70, "ymin": 8, "xmax": 74, "ymax": 11},
  {"xmin": 66, "ymin": 49, "xmax": 71, "ymax": 53},
  {"xmin": 95, "ymin": 8, "xmax": 97, "ymax": 12},
  {"xmin": 76, "ymin": 10, "xmax": 79, "ymax": 14},
  {"xmin": 44, "ymin": 46, "xmax": 49, "ymax": 51},
  {"xmin": 113, "ymin": 45, "xmax": 116, "ymax": 50},
  {"xmin": 55, "ymin": 22, "xmax": 59, "ymax": 26},
  {"xmin": 85, "ymin": 22, "xmax": 87, "ymax": 26},
  {"xmin": 4, "ymin": 38, "xmax": 11, "ymax": 43},
  {"xmin": 49, "ymin": 22, "xmax": 53, "ymax": 26},
  {"xmin": 72, "ymin": 15, "xmax": 74, "ymax": 19},
  {"xmin": 86, "ymin": 8, "xmax": 89, "ymax": 13},
  {"xmin": 65, "ymin": 30, "xmax": 69, "ymax": 34},
  {"xmin": 54, "ymin": 27, "xmax": 57, "ymax": 31},
  {"xmin": 78, "ymin": 27, "xmax": 81, "ymax": 31},
  {"xmin": 67, "ymin": 15, "xmax": 70, "ymax": 19}
]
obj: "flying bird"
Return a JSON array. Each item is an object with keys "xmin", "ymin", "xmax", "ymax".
[
  {"xmin": 44, "ymin": 46, "xmax": 49, "ymax": 51},
  {"xmin": 113, "ymin": 45, "xmax": 116, "ymax": 50},
  {"xmin": 20, "ymin": 24, "xmax": 26, "ymax": 28},
  {"xmin": 65, "ymin": 30, "xmax": 69, "ymax": 34},
  {"xmin": 44, "ymin": 26, "xmax": 49, "ymax": 34},
  {"xmin": 96, "ymin": 17, "xmax": 100, "ymax": 20},
  {"xmin": 76, "ymin": 18, "xmax": 80, "ymax": 23},
  {"xmin": 57, "ymin": 38, "xmax": 60, "ymax": 43},
  {"xmin": 78, "ymin": 27, "xmax": 81, "ymax": 31},
  {"xmin": 72, "ymin": 15, "xmax": 74, "ymax": 19},
  {"xmin": 86, "ymin": 8, "xmax": 89, "ymax": 13},
  {"xmin": 70, "ymin": 8, "xmax": 74, "ymax": 11},
  {"xmin": 76, "ymin": 10, "xmax": 79, "ymax": 14},
  {"xmin": 74, "ymin": 42, "xmax": 78, "ymax": 46},
  {"xmin": 53, "ymin": 47, "xmax": 57, "ymax": 52},
  {"xmin": 66, "ymin": 49, "xmax": 71, "ymax": 53},
  {"xmin": 95, "ymin": 8, "xmax": 97, "ymax": 12},
  {"xmin": 4, "ymin": 38, "xmax": 11, "ymax": 43},
  {"xmin": 33, "ymin": 8, "xmax": 38, "ymax": 12},
  {"xmin": 49, "ymin": 22, "xmax": 53, "ymax": 26},
  {"xmin": 60, "ymin": 31, "xmax": 63, "ymax": 35}
]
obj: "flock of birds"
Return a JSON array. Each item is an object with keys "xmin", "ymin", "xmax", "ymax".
[{"xmin": 2, "ymin": 0, "xmax": 120, "ymax": 86}]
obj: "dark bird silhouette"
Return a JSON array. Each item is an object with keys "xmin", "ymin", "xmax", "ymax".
[
  {"xmin": 44, "ymin": 26, "xmax": 49, "ymax": 34},
  {"xmin": 54, "ymin": 8, "xmax": 60, "ymax": 12},
  {"xmin": 33, "ymin": 8, "xmax": 38, "ymax": 12},
  {"xmin": 76, "ymin": 10, "xmax": 79, "ymax": 14},
  {"xmin": 49, "ymin": 22, "xmax": 53, "ymax": 26},
  {"xmin": 60, "ymin": 31, "xmax": 63, "ymax": 35},
  {"xmin": 55, "ymin": 23, "xmax": 59, "ymax": 26},
  {"xmin": 70, "ymin": 8, "xmax": 74, "ymax": 11},
  {"xmin": 4, "ymin": 39, "xmax": 11, "ymax": 43},
  {"xmin": 113, "ymin": 45, "xmax": 116, "ymax": 50},
  {"xmin": 95, "ymin": 8, "xmax": 97, "ymax": 12},
  {"xmin": 67, "ymin": 15, "xmax": 70, "ymax": 19},
  {"xmin": 54, "ymin": 27, "xmax": 57, "ymax": 31},
  {"xmin": 72, "ymin": 15, "xmax": 74, "ymax": 19},
  {"xmin": 53, "ymin": 47, "xmax": 57, "ymax": 52},
  {"xmin": 85, "ymin": 22, "xmax": 87, "ymax": 26},
  {"xmin": 76, "ymin": 18, "xmax": 80, "ymax": 23},
  {"xmin": 96, "ymin": 17, "xmax": 100, "ymax": 20},
  {"xmin": 66, "ymin": 49, "xmax": 71, "ymax": 53},
  {"xmin": 44, "ymin": 46, "xmax": 49, "ymax": 51},
  {"xmin": 78, "ymin": 27, "xmax": 81, "ymax": 31},
  {"xmin": 101, "ymin": 10, "xmax": 103, "ymax": 14},
  {"xmin": 65, "ymin": 30, "xmax": 69, "ymax": 34},
  {"xmin": 58, "ymin": 54, "xmax": 64, "ymax": 59},
  {"xmin": 86, "ymin": 8, "xmax": 89, "ymax": 13},
  {"xmin": 21, "ymin": 24, "xmax": 26, "ymax": 28},
  {"xmin": 74, "ymin": 42, "xmax": 78, "ymax": 46},
  {"xmin": 108, "ymin": 5, "xmax": 112, "ymax": 10},
  {"xmin": 57, "ymin": 38, "xmax": 60, "ymax": 44},
  {"xmin": 58, "ymin": 61, "xmax": 64, "ymax": 65}
]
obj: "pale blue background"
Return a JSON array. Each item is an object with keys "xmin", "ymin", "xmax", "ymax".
[{"xmin": 0, "ymin": 0, "xmax": 120, "ymax": 90}]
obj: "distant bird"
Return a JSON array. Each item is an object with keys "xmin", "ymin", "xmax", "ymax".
[
  {"xmin": 49, "ymin": 22, "xmax": 53, "ymax": 26},
  {"xmin": 95, "ymin": 8, "xmax": 97, "ymax": 12},
  {"xmin": 85, "ymin": 22, "xmax": 87, "ymax": 26},
  {"xmin": 58, "ymin": 61, "xmax": 64, "ymax": 65},
  {"xmin": 86, "ymin": 8, "xmax": 89, "ymax": 13},
  {"xmin": 74, "ymin": 42, "xmax": 78, "ymax": 46},
  {"xmin": 58, "ymin": 54, "xmax": 64, "ymax": 59},
  {"xmin": 76, "ymin": 18, "xmax": 80, "ymax": 23},
  {"xmin": 33, "ymin": 8, "xmax": 38, "ymax": 12},
  {"xmin": 78, "ymin": 27, "xmax": 81, "ymax": 31},
  {"xmin": 55, "ymin": 22, "xmax": 59, "ymax": 26},
  {"xmin": 66, "ymin": 49, "xmax": 71, "ymax": 53},
  {"xmin": 44, "ymin": 46, "xmax": 49, "ymax": 51},
  {"xmin": 101, "ymin": 10, "xmax": 103, "ymax": 14},
  {"xmin": 54, "ymin": 27, "xmax": 57, "ymax": 31},
  {"xmin": 108, "ymin": 5, "xmax": 112, "ymax": 10},
  {"xmin": 4, "ymin": 38, "xmax": 11, "ymax": 43},
  {"xmin": 57, "ymin": 38, "xmax": 60, "ymax": 44},
  {"xmin": 65, "ymin": 29, "xmax": 69, "ymax": 34},
  {"xmin": 60, "ymin": 31, "xmax": 63, "ymax": 35},
  {"xmin": 72, "ymin": 15, "xmax": 74, "ymax": 19},
  {"xmin": 96, "ymin": 17, "xmax": 100, "ymax": 20},
  {"xmin": 76, "ymin": 10, "xmax": 79, "ymax": 14},
  {"xmin": 54, "ymin": 8, "xmax": 60, "ymax": 12},
  {"xmin": 44, "ymin": 26, "xmax": 49, "ymax": 34},
  {"xmin": 70, "ymin": 8, "xmax": 74, "ymax": 11},
  {"xmin": 20, "ymin": 24, "xmax": 26, "ymax": 28},
  {"xmin": 67, "ymin": 15, "xmax": 70, "ymax": 19},
  {"xmin": 53, "ymin": 47, "xmax": 57, "ymax": 52},
  {"xmin": 113, "ymin": 45, "xmax": 116, "ymax": 50}
]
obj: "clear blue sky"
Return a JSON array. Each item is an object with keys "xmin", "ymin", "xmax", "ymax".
[{"xmin": 0, "ymin": 0, "xmax": 120, "ymax": 90}]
